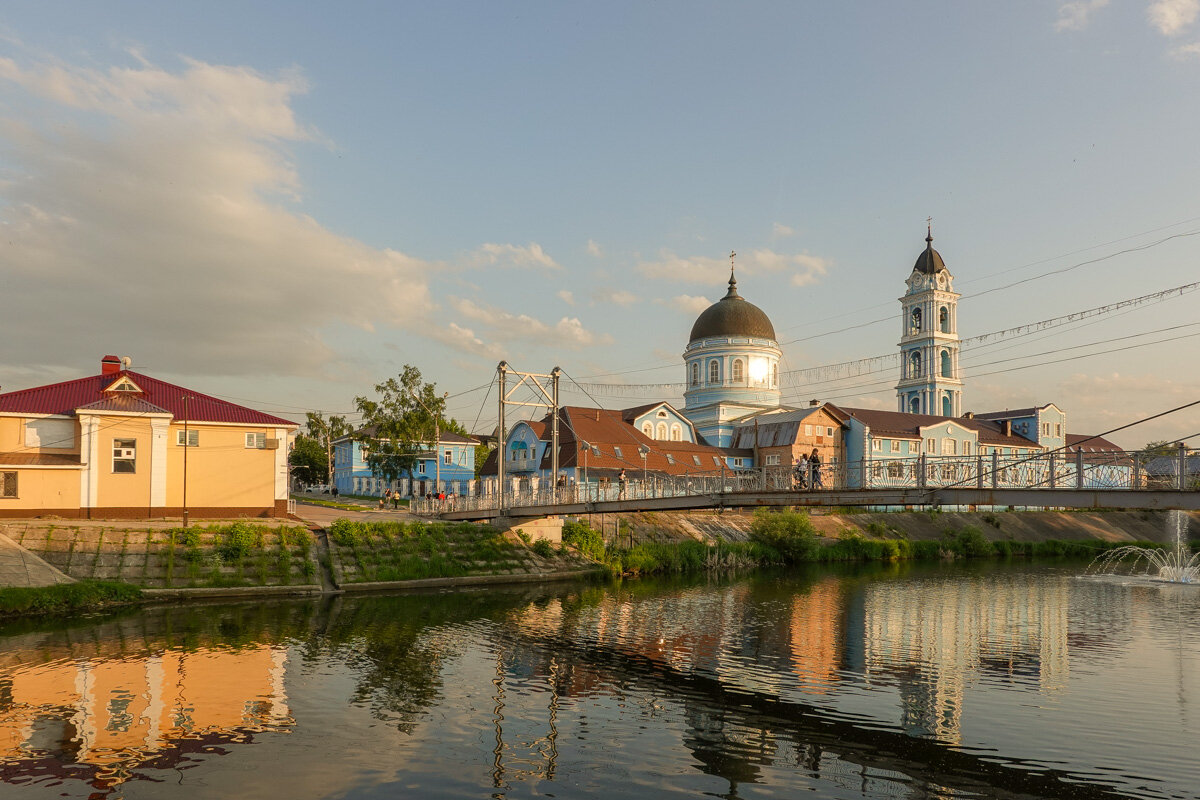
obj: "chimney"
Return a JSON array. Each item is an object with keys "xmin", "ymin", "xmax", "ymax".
[
  {"xmin": 1001, "ymin": 420, "xmax": 1012, "ymax": 436},
  {"xmin": 809, "ymin": 399, "xmax": 819, "ymax": 407},
  {"xmin": 963, "ymin": 411, "xmax": 974, "ymax": 419},
  {"xmin": 101, "ymin": 355, "xmax": 122, "ymax": 375}
]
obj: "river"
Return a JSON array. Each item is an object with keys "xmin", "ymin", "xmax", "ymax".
[{"xmin": 1, "ymin": 559, "xmax": 1197, "ymax": 799}]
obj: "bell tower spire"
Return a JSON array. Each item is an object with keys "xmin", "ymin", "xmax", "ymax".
[{"xmin": 896, "ymin": 225, "xmax": 963, "ymax": 417}]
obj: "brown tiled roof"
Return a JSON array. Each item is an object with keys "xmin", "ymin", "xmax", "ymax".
[
  {"xmin": 340, "ymin": 424, "xmax": 479, "ymax": 446},
  {"xmin": 0, "ymin": 452, "xmax": 82, "ymax": 467},
  {"xmin": 836, "ymin": 406, "xmax": 1041, "ymax": 447},
  {"xmin": 76, "ymin": 395, "xmax": 170, "ymax": 415},
  {"xmin": 482, "ymin": 405, "xmax": 747, "ymax": 477},
  {"xmin": 1064, "ymin": 433, "xmax": 1124, "ymax": 453}
]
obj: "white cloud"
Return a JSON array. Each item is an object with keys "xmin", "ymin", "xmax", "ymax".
[
  {"xmin": 468, "ymin": 241, "xmax": 560, "ymax": 270},
  {"xmin": 1149, "ymin": 0, "xmax": 1200, "ymax": 35},
  {"xmin": 434, "ymin": 323, "xmax": 503, "ymax": 358},
  {"xmin": 446, "ymin": 297, "xmax": 611, "ymax": 349},
  {"xmin": 1054, "ymin": 0, "xmax": 1110, "ymax": 32},
  {"xmin": 638, "ymin": 247, "xmax": 830, "ymax": 289},
  {"xmin": 586, "ymin": 239, "xmax": 603, "ymax": 257},
  {"xmin": 772, "ymin": 222, "xmax": 796, "ymax": 237},
  {"xmin": 1170, "ymin": 40, "xmax": 1200, "ymax": 56},
  {"xmin": 557, "ymin": 289, "xmax": 576, "ymax": 305},
  {"xmin": 592, "ymin": 289, "xmax": 639, "ymax": 308},
  {"xmin": 0, "ymin": 53, "xmax": 440, "ymax": 377},
  {"xmin": 658, "ymin": 294, "xmax": 713, "ymax": 315}
]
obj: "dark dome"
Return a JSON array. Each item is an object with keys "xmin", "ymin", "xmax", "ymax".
[
  {"xmin": 689, "ymin": 274, "xmax": 776, "ymax": 342},
  {"xmin": 913, "ymin": 231, "xmax": 947, "ymax": 275}
]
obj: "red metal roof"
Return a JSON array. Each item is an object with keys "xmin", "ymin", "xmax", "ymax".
[{"xmin": 0, "ymin": 370, "xmax": 296, "ymax": 427}]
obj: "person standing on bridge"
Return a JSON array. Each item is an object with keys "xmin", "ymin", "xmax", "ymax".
[
  {"xmin": 618, "ymin": 469, "xmax": 627, "ymax": 499},
  {"xmin": 810, "ymin": 449, "xmax": 823, "ymax": 489},
  {"xmin": 796, "ymin": 454, "xmax": 808, "ymax": 490}
]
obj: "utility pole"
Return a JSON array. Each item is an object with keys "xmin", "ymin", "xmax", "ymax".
[{"xmin": 182, "ymin": 395, "xmax": 190, "ymax": 529}]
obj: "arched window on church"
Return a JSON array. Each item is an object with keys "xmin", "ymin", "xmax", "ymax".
[
  {"xmin": 910, "ymin": 307, "xmax": 922, "ymax": 335},
  {"xmin": 909, "ymin": 395, "xmax": 921, "ymax": 414},
  {"xmin": 732, "ymin": 359, "xmax": 744, "ymax": 383},
  {"xmin": 656, "ymin": 422, "xmax": 668, "ymax": 440},
  {"xmin": 708, "ymin": 360, "xmax": 720, "ymax": 384},
  {"xmin": 642, "ymin": 423, "xmax": 653, "ymax": 437},
  {"xmin": 939, "ymin": 306, "xmax": 950, "ymax": 333},
  {"xmin": 942, "ymin": 394, "xmax": 952, "ymax": 417},
  {"xmin": 670, "ymin": 424, "xmax": 682, "ymax": 441},
  {"xmin": 690, "ymin": 362, "xmax": 699, "ymax": 386},
  {"xmin": 909, "ymin": 350, "xmax": 922, "ymax": 379},
  {"xmin": 772, "ymin": 363, "xmax": 778, "ymax": 387},
  {"xmin": 941, "ymin": 349, "xmax": 952, "ymax": 378}
]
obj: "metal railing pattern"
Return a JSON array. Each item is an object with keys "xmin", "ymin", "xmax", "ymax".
[{"xmin": 411, "ymin": 449, "xmax": 1199, "ymax": 516}]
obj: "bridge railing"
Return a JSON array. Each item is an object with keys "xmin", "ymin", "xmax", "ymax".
[{"xmin": 409, "ymin": 449, "xmax": 1196, "ymax": 516}]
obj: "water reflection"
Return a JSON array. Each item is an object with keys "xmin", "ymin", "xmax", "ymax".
[
  {"xmin": 0, "ymin": 643, "xmax": 290, "ymax": 793},
  {"xmin": 0, "ymin": 565, "xmax": 1195, "ymax": 800}
]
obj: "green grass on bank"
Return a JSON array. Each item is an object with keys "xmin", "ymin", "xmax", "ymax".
[
  {"xmin": 325, "ymin": 518, "xmax": 581, "ymax": 583},
  {"xmin": 565, "ymin": 509, "xmax": 1161, "ymax": 577},
  {"xmin": 0, "ymin": 580, "xmax": 143, "ymax": 620}
]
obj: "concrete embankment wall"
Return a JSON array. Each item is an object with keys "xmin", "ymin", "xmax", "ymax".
[{"xmin": 584, "ymin": 509, "xmax": 1200, "ymax": 546}]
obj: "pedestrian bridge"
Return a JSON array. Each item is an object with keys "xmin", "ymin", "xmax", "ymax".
[{"xmin": 414, "ymin": 449, "xmax": 1200, "ymax": 521}]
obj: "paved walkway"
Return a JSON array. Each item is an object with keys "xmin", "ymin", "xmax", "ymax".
[{"xmin": 0, "ymin": 532, "xmax": 74, "ymax": 588}]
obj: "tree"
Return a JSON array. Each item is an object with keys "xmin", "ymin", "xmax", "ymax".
[
  {"xmin": 289, "ymin": 433, "xmax": 328, "ymax": 487},
  {"xmin": 306, "ymin": 411, "xmax": 351, "ymax": 487},
  {"xmin": 1142, "ymin": 440, "xmax": 1180, "ymax": 457},
  {"xmin": 355, "ymin": 365, "xmax": 464, "ymax": 488}
]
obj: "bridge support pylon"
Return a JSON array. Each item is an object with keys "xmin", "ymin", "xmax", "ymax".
[{"xmin": 493, "ymin": 515, "xmax": 563, "ymax": 544}]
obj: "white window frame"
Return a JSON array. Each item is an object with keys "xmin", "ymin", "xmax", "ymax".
[
  {"xmin": 443, "ymin": 449, "xmax": 452, "ymax": 465},
  {"xmin": 692, "ymin": 455, "xmax": 702, "ymax": 466},
  {"xmin": 872, "ymin": 440, "xmax": 882, "ymax": 452},
  {"xmin": 176, "ymin": 429, "xmax": 199, "ymax": 447},
  {"xmin": 614, "ymin": 446, "xmax": 623, "ymax": 459},
  {"xmin": 925, "ymin": 438, "xmax": 936, "ymax": 454},
  {"xmin": 113, "ymin": 438, "xmax": 137, "ymax": 474},
  {"xmin": 245, "ymin": 432, "xmax": 266, "ymax": 449},
  {"xmin": 765, "ymin": 454, "xmax": 780, "ymax": 466},
  {"xmin": 891, "ymin": 440, "xmax": 901, "ymax": 453}
]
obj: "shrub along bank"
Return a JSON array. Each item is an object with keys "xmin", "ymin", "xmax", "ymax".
[
  {"xmin": 563, "ymin": 509, "xmax": 1159, "ymax": 577},
  {"xmin": 0, "ymin": 581, "xmax": 143, "ymax": 620}
]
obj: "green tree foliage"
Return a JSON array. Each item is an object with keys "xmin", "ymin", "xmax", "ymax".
[
  {"xmin": 1142, "ymin": 440, "xmax": 1180, "ymax": 457},
  {"xmin": 289, "ymin": 433, "xmax": 328, "ymax": 486},
  {"xmin": 355, "ymin": 365, "xmax": 468, "ymax": 486},
  {"xmin": 306, "ymin": 411, "xmax": 351, "ymax": 486},
  {"xmin": 748, "ymin": 508, "xmax": 820, "ymax": 563}
]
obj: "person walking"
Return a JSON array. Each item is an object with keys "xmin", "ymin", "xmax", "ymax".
[
  {"xmin": 797, "ymin": 454, "xmax": 809, "ymax": 489},
  {"xmin": 392, "ymin": 488, "xmax": 401, "ymax": 509},
  {"xmin": 618, "ymin": 468, "xmax": 627, "ymax": 499},
  {"xmin": 810, "ymin": 449, "xmax": 823, "ymax": 489}
]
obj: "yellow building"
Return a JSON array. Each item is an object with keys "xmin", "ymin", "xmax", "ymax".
[{"xmin": 0, "ymin": 356, "xmax": 297, "ymax": 518}]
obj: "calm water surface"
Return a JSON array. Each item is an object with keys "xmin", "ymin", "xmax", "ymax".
[{"xmin": 1, "ymin": 560, "xmax": 1198, "ymax": 799}]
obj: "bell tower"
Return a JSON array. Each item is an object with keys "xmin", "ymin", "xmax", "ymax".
[{"xmin": 896, "ymin": 225, "xmax": 962, "ymax": 417}]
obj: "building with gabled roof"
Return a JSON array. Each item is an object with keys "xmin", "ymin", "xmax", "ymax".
[
  {"xmin": 331, "ymin": 424, "xmax": 478, "ymax": 498},
  {"xmin": 0, "ymin": 356, "xmax": 297, "ymax": 518}
]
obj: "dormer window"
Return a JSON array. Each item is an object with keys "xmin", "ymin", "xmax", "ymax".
[{"xmin": 104, "ymin": 376, "xmax": 143, "ymax": 394}]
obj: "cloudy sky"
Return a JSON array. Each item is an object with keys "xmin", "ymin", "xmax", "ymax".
[{"xmin": 1, "ymin": 1, "xmax": 1199, "ymax": 447}]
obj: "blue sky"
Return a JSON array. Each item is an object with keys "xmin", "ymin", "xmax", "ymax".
[{"xmin": 1, "ymin": 1, "xmax": 1199, "ymax": 447}]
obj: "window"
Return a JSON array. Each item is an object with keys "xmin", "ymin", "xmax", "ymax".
[
  {"xmin": 666, "ymin": 454, "xmax": 675, "ymax": 465},
  {"xmin": 176, "ymin": 429, "xmax": 199, "ymax": 447},
  {"xmin": 113, "ymin": 439, "xmax": 136, "ymax": 473},
  {"xmin": 891, "ymin": 440, "xmax": 901, "ymax": 453},
  {"xmin": 443, "ymin": 450, "xmax": 451, "ymax": 465},
  {"xmin": 690, "ymin": 362, "xmax": 699, "ymax": 386},
  {"xmin": 712, "ymin": 456, "xmax": 721, "ymax": 466},
  {"xmin": 591, "ymin": 445, "xmax": 600, "ymax": 457},
  {"xmin": 670, "ymin": 424, "xmax": 682, "ymax": 441},
  {"xmin": 643, "ymin": 423, "xmax": 653, "ymax": 437},
  {"xmin": 941, "ymin": 349, "xmax": 952, "ymax": 378},
  {"xmin": 733, "ymin": 458, "xmax": 745, "ymax": 467},
  {"xmin": 1, "ymin": 471, "xmax": 16, "ymax": 498},
  {"xmin": 925, "ymin": 438, "xmax": 935, "ymax": 454},
  {"xmin": 772, "ymin": 363, "xmax": 778, "ymax": 386},
  {"xmin": 963, "ymin": 441, "xmax": 972, "ymax": 456},
  {"xmin": 708, "ymin": 360, "xmax": 720, "ymax": 384},
  {"xmin": 765, "ymin": 454, "xmax": 780, "ymax": 465},
  {"xmin": 614, "ymin": 446, "xmax": 623, "ymax": 459},
  {"xmin": 827, "ymin": 427, "xmax": 834, "ymax": 437},
  {"xmin": 939, "ymin": 306, "xmax": 950, "ymax": 333},
  {"xmin": 656, "ymin": 422, "xmax": 668, "ymax": 440},
  {"xmin": 887, "ymin": 461, "xmax": 904, "ymax": 478},
  {"xmin": 910, "ymin": 307, "xmax": 922, "ymax": 334},
  {"xmin": 245, "ymin": 432, "xmax": 266, "ymax": 449},
  {"xmin": 941, "ymin": 438, "xmax": 957, "ymax": 455},
  {"xmin": 909, "ymin": 350, "xmax": 922, "ymax": 378},
  {"xmin": 804, "ymin": 425, "xmax": 812, "ymax": 436},
  {"xmin": 732, "ymin": 359, "xmax": 744, "ymax": 382},
  {"xmin": 657, "ymin": 410, "xmax": 668, "ymax": 417},
  {"xmin": 872, "ymin": 440, "xmax": 882, "ymax": 452},
  {"xmin": 693, "ymin": 455, "xmax": 702, "ymax": 466},
  {"xmin": 1055, "ymin": 423, "xmax": 1062, "ymax": 437}
]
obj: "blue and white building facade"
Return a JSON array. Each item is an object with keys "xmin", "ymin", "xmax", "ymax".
[{"xmin": 332, "ymin": 429, "xmax": 478, "ymax": 497}]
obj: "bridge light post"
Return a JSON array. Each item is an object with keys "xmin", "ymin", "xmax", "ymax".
[{"xmin": 639, "ymin": 445, "xmax": 649, "ymax": 496}]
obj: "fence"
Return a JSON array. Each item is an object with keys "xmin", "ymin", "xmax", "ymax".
[{"xmin": 410, "ymin": 449, "xmax": 1198, "ymax": 516}]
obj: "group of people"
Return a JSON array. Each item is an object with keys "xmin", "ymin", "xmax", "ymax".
[
  {"xmin": 422, "ymin": 488, "xmax": 455, "ymax": 510},
  {"xmin": 793, "ymin": 449, "xmax": 823, "ymax": 490},
  {"xmin": 378, "ymin": 489, "xmax": 403, "ymax": 509}
]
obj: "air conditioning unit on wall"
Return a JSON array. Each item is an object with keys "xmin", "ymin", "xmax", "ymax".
[{"xmin": 265, "ymin": 438, "xmax": 280, "ymax": 450}]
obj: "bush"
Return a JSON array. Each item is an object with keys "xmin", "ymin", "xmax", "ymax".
[
  {"xmin": 328, "ymin": 518, "xmax": 368, "ymax": 547},
  {"xmin": 749, "ymin": 509, "xmax": 819, "ymax": 563},
  {"xmin": 563, "ymin": 521, "xmax": 606, "ymax": 561},
  {"xmin": 0, "ymin": 581, "xmax": 142, "ymax": 619},
  {"xmin": 218, "ymin": 522, "xmax": 263, "ymax": 561},
  {"xmin": 942, "ymin": 525, "xmax": 994, "ymax": 558},
  {"xmin": 531, "ymin": 539, "xmax": 555, "ymax": 558}
]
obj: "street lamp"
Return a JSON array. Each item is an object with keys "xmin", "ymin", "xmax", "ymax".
[{"xmin": 639, "ymin": 445, "xmax": 649, "ymax": 496}]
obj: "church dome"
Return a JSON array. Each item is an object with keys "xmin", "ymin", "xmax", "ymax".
[
  {"xmin": 688, "ymin": 273, "xmax": 776, "ymax": 342},
  {"xmin": 913, "ymin": 231, "xmax": 947, "ymax": 275}
]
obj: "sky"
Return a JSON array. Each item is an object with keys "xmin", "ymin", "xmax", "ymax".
[{"xmin": 1, "ymin": 1, "xmax": 1199, "ymax": 448}]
